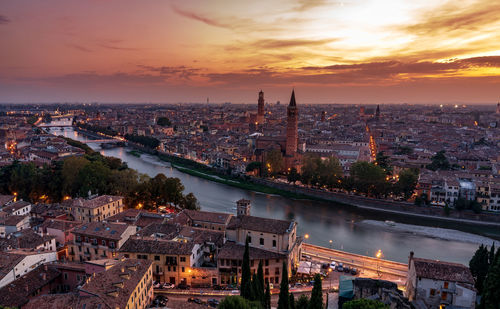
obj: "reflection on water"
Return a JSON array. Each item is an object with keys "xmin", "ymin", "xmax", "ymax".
[{"xmin": 49, "ymin": 126, "xmax": 497, "ymax": 264}]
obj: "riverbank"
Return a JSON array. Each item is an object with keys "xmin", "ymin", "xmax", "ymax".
[{"xmin": 72, "ymin": 127, "xmax": 500, "ymax": 228}]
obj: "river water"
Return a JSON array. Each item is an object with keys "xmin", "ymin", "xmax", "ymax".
[{"xmin": 47, "ymin": 124, "xmax": 499, "ymax": 264}]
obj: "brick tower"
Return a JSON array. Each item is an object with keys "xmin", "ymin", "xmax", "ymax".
[
  {"xmin": 285, "ymin": 90, "xmax": 298, "ymax": 166},
  {"xmin": 257, "ymin": 90, "xmax": 265, "ymax": 124}
]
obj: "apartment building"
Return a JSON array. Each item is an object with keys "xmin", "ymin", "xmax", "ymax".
[{"xmin": 63, "ymin": 195, "xmax": 124, "ymax": 223}]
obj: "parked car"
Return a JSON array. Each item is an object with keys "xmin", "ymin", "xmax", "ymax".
[
  {"xmin": 208, "ymin": 299, "xmax": 220, "ymax": 308},
  {"xmin": 350, "ymin": 268, "xmax": 358, "ymax": 275},
  {"xmin": 330, "ymin": 261, "xmax": 336, "ymax": 269},
  {"xmin": 344, "ymin": 266, "xmax": 351, "ymax": 273},
  {"xmin": 162, "ymin": 282, "xmax": 175, "ymax": 289},
  {"xmin": 213, "ymin": 285, "xmax": 224, "ymax": 290},
  {"xmin": 322, "ymin": 263, "xmax": 330, "ymax": 269},
  {"xmin": 187, "ymin": 297, "xmax": 196, "ymax": 302},
  {"xmin": 178, "ymin": 283, "xmax": 190, "ymax": 290},
  {"xmin": 336, "ymin": 264, "xmax": 344, "ymax": 272},
  {"xmin": 153, "ymin": 281, "xmax": 161, "ymax": 289},
  {"xmin": 152, "ymin": 295, "xmax": 168, "ymax": 307}
]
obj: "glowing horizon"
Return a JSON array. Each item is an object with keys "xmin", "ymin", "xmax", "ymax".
[{"xmin": 0, "ymin": 0, "xmax": 499, "ymax": 104}]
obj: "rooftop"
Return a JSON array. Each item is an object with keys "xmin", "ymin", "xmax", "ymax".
[
  {"xmin": 227, "ymin": 215, "xmax": 294, "ymax": 235},
  {"xmin": 412, "ymin": 257, "xmax": 474, "ymax": 284}
]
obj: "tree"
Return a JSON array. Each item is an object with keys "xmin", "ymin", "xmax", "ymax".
[
  {"xmin": 287, "ymin": 167, "xmax": 300, "ymax": 184},
  {"xmin": 241, "ymin": 236, "xmax": 252, "ymax": 299},
  {"xmin": 300, "ymin": 154, "xmax": 342, "ymax": 188},
  {"xmin": 342, "ymin": 299, "xmax": 389, "ymax": 309},
  {"xmin": 349, "ymin": 161, "xmax": 387, "ymax": 197},
  {"xmin": 246, "ymin": 161, "xmax": 262, "ymax": 174},
  {"xmin": 469, "ymin": 244, "xmax": 490, "ymax": 294},
  {"xmin": 296, "ymin": 295, "xmax": 309, "ymax": 309},
  {"xmin": 266, "ymin": 149, "xmax": 284, "ymax": 176},
  {"xmin": 218, "ymin": 296, "xmax": 263, "ymax": 309},
  {"xmin": 181, "ymin": 192, "xmax": 200, "ymax": 210},
  {"xmin": 427, "ymin": 150, "xmax": 450, "ymax": 171},
  {"xmin": 289, "ymin": 293, "xmax": 295, "ymax": 309},
  {"xmin": 375, "ymin": 151, "xmax": 392, "ymax": 174},
  {"xmin": 480, "ymin": 252, "xmax": 500, "ymax": 308},
  {"xmin": 395, "ymin": 169, "xmax": 419, "ymax": 199},
  {"xmin": 277, "ymin": 262, "xmax": 289, "ymax": 309},
  {"xmin": 256, "ymin": 261, "xmax": 265, "ymax": 306},
  {"xmin": 308, "ymin": 274, "xmax": 323, "ymax": 309},
  {"xmin": 265, "ymin": 282, "xmax": 271, "ymax": 309},
  {"xmin": 157, "ymin": 117, "xmax": 171, "ymax": 127}
]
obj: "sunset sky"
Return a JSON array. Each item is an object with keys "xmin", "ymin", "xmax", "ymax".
[{"xmin": 1, "ymin": 0, "xmax": 499, "ymax": 104}]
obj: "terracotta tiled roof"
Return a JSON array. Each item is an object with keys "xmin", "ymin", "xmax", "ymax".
[
  {"xmin": 72, "ymin": 222, "xmax": 131, "ymax": 240},
  {"xmin": 227, "ymin": 215, "xmax": 294, "ymax": 235},
  {"xmin": 40, "ymin": 219, "xmax": 79, "ymax": 232},
  {"xmin": 80, "ymin": 259, "xmax": 152, "ymax": 309},
  {"xmin": 412, "ymin": 257, "xmax": 474, "ymax": 284},
  {"xmin": 120, "ymin": 237, "xmax": 195, "ymax": 255},
  {"xmin": 183, "ymin": 209, "xmax": 233, "ymax": 225},
  {"xmin": 0, "ymin": 195, "xmax": 14, "ymax": 207},
  {"xmin": 2, "ymin": 200, "xmax": 30, "ymax": 213},
  {"xmin": 137, "ymin": 223, "xmax": 179, "ymax": 239},
  {"xmin": 0, "ymin": 252, "xmax": 25, "ymax": 282},
  {"xmin": 70, "ymin": 195, "xmax": 123, "ymax": 209},
  {"xmin": 0, "ymin": 265, "xmax": 60, "ymax": 308}
]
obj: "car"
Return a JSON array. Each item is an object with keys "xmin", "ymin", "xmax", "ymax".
[
  {"xmin": 187, "ymin": 297, "xmax": 196, "ymax": 303},
  {"xmin": 193, "ymin": 298, "xmax": 203, "ymax": 304},
  {"xmin": 178, "ymin": 283, "xmax": 190, "ymax": 290},
  {"xmin": 322, "ymin": 263, "xmax": 330, "ymax": 269},
  {"xmin": 152, "ymin": 295, "xmax": 168, "ymax": 307},
  {"xmin": 351, "ymin": 268, "xmax": 358, "ymax": 275},
  {"xmin": 162, "ymin": 282, "xmax": 175, "ymax": 289},
  {"xmin": 153, "ymin": 281, "xmax": 161, "ymax": 289},
  {"xmin": 344, "ymin": 266, "xmax": 351, "ymax": 273},
  {"xmin": 213, "ymin": 285, "xmax": 224, "ymax": 290},
  {"xmin": 330, "ymin": 261, "xmax": 336, "ymax": 269},
  {"xmin": 302, "ymin": 254, "xmax": 312, "ymax": 261},
  {"xmin": 208, "ymin": 299, "xmax": 220, "ymax": 308},
  {"xmin": 336, "ymin": 265, "xmax": 344, "ymax": 272}
]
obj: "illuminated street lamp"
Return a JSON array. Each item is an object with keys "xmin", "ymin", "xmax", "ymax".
[
  {"xmin": 375, "ymin": 249, "xmax": 383, "ymax": 278},
  {"xmin": 329, "ymin": 240, "xmax": 333, "ymax": 250},
  {"xmin": 304, "ymin": 234, "xmax": 309, "ymax": 240}
]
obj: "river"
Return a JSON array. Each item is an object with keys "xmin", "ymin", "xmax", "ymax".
[{"xmin": 46, "ymin": 123, "xmax": 499, "ymax": 264}]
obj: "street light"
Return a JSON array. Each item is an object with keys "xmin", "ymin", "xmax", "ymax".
[
  {"xmin": 304, "ymin": 234, "xmax": 309, "ymax": 240},
  {"xmin": 328, "ymin": 268, "xmax": 333, "ymax": 291},
  {"xmin": 329, "ymin": 240, "xmax": 333, "ymax": 250},
  {"xmin": 375, "ymin": 249, "xmax": 382, "ymax": 279}
]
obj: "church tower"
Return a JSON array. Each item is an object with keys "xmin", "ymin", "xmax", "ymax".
[
  {"xmin": 286, "ymin": 90, "xmax": 298, "ymax": 158},
  {"xmin": 496, "ymin": 102, "xmax": 500, "ymax": 115},
  {"xmin": 257, "ymin": 90, "xmax": 265, "ymax": 124}
]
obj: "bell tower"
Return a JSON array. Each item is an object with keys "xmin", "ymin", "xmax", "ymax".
[{"xmin": 285, "ymin": 90, "xmax": 298, "ymax": 158}]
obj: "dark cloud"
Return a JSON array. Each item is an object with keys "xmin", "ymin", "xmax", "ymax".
[
  {"xmin": 171, "ymin": 5, "xmax": 229, "ymax": 29},
  {"xmin": 22, "ymin": 72, "xmax": 166, "ymax": 86},
  {"xmin": 0, "ymin": 14, "xmax": 10, "ymax": 25},
  {"xmin": 137, "ymin": 65, "xmax": 201, "ymax": 80},
  {"xmin": 66, "ymin": 43, "xmax": 93, "ymax": 53}
]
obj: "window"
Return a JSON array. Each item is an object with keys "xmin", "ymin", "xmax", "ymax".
[
  {"xmin": 273, "ymin": 240, "xmax": 276, "ymax": 247},
  {"xmin": 265, "ymin": 260, "xmax": 269, "ymax": 266},
  {"xmin": 154, "ymin": 256, "xmax": 160, "ymax": 261},
  {"xmin": 443, "ymin": 281, "xmax": 449, "ymax": 289},
  {"xmin": 109, "ymin": 241, "xmax": 115, "ymax": 249},
  {"xmin": 260, "ymin": 238, "xmax": 264, "ymax": 245},
  {"xmin": 101, "ymin": 240, "xmax": 106, "ymax": 246},
  {"xmin": 430, "ymin": 289, "xmax": 436, "ymax": 296},
  {"xmin": 265, "ymin": 268, "xmax": 269, "ymax": 275},
  {"xmin": 180, "ymin": 257, "xmax": 186, "ymax": 262},
  {"xmin": 63, "ymin": 273, "xmax": 68, "ymax": 280},
  {"xmin": 275, "ymin": 267, "xmax": 280, "ymax": 275},
  {"xmin": 181, "ymin": 267, "xmax": 185, "ymax": 272}
]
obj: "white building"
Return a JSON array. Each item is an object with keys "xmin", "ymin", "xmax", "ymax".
[
  {"xmin": 0, "ymin": 250, "xmax": 57, "ymax": 288},
  {"xmin": 405, "ymin": 253, "xmax": 476, "ymax": 309}
]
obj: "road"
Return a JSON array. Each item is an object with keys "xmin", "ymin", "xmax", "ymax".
[{"xmin": 302, "ymin": 243, "xmax": 408, "ymax": 287}]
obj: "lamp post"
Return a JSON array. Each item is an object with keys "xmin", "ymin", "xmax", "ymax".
[
  {"xmin": 375, "ymin": 249, "xmax": 382, "ymax": 279},
  {"xmin": 329, "ymin": 240, "xmax": 333, "ymax": 250},
  {"xmin": 328, "ymin": 268, "xmax": 333, "ymax": 291}
]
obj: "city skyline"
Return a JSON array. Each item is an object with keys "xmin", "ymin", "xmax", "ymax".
[{"xmin": 1, "ymin": 0, "xmax": 499, "ymax": 104}]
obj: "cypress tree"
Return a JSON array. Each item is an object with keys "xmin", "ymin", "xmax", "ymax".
[
  {"xmin": 277, "ymin": 261, "xmax": 289, "ymax": 309},
  {"xmin": 250, "ymin": 273, "xmax": 258, "ymax": 301},
  {"xmin": 469, "ymin": 244, "xmax": 489, "ymax": 294},
  {"xmin": 256, "ymin": 261, "xmax": 265, "ymax": 305},
  {"xmin": 309, "ymin": 274, "xmax": 323, "ymax": 309},
  {"xmin": 296, "ymin": 295, "xmax": 309, "ymax": 309},
  {"xmin": 241, "ymin": 236, "xmax": 252, "ymax": 299},
  {"xmin": 489, "ymin": 243, "xmax": 495, "ymax": 265},
  {"xmin": 290, "ymin": 293, "xmax": 296, "ymax": 309},
  {"xmin": 481, "ymin": 253, "xmax": 500, "ymax": 308},
  {"xmin": 265, "ymin": 282, "xmax": 271, "ymax": 309}
]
